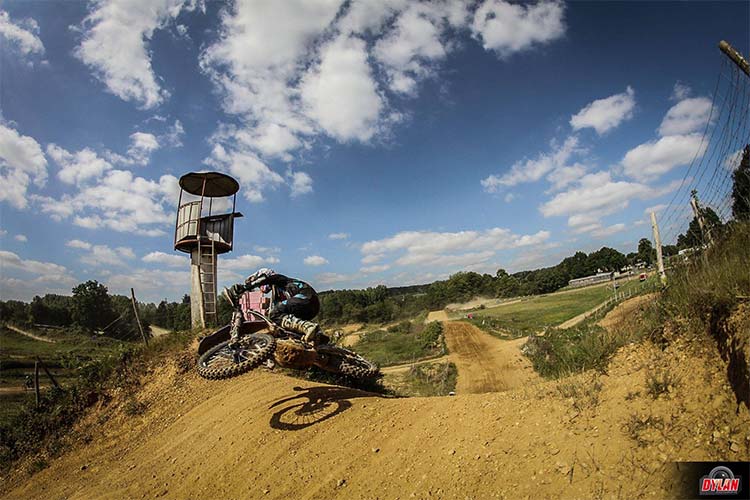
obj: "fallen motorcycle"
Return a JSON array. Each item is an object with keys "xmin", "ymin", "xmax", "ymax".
[{"xmin": 196, "ymin": 289, "xmax": 379, "ymax": 381}]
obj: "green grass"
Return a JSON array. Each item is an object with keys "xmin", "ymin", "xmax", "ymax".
[
  {"xmin": 0, "ymin": 325, "xmax": 132, "ymax": 427},
  {"xmin": 467, "ymin": 278, "xmax": 651, "ymax": 337},
  {"xmin": 353, "ymin": 321, "xmax": 444, "ymax": 367},
  {"xmin": 396, "ymin": 361, "xmax": 457, "ymax": 397}
]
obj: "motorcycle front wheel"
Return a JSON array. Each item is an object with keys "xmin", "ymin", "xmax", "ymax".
[{"xmin": 197, "ymin": 333, "xmax": 276, "ymax": 379}]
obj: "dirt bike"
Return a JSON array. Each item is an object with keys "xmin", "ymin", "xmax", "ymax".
[{"xmin": 196, "ymin": 288, "xmax": 379, "ymax": 381}]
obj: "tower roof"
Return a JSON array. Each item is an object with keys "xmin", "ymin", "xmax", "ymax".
[{"xmin": 179, "ymin": 171, "xmax": 240, "ymax": 197}]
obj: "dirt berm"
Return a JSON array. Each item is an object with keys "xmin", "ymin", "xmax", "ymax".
[{"xmin": 3, "ymin": 316, "xmax": 749, "ymax": 498}]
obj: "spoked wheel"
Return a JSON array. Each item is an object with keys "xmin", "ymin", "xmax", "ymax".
[
  {"xmin": 197, "ymin": 334, "xmax": 276, "ymax": 379},
  {"xmin": 314, "ymin": 345, "xmax": 380, "ymax": 380}
]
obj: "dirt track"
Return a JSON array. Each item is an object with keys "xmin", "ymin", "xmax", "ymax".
[
  {"xmin": 5, "ymin": 325, "xmax": 56, "ymax": 343},
  {"xmin": 443, "ymin": 322, "xmax": 539, "ymax": 393},
  {"xmin": 4, "ymin": 297, "xmax": 749, "ymax": 498}
]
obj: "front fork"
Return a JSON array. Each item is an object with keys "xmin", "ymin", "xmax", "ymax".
[{"xmin": 229, "ymin": 309, "xmax": 243, "ymax": 362}]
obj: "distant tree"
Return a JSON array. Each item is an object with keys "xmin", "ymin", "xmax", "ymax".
[
  {"xmin": 71, "ymin": 280, "xmax": 116, "ymax": 331},
  {"xmin": 662, "ymin": 245, "xmax": 679, "ymax": 257},
  {"xmin": 637, "ymin": 238, "xmax": 654, "ymax": 265},
  {"xmin": 677, "ymin": 206, "xmax": 722, "ymax": 249},
  {"xmin": 732, "ymin": 144, "xmax": 750, "ymax": 221}
]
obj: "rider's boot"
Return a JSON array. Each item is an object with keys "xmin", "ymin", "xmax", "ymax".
[{"xmin": 280, "ymin": 315, "xmax": 322, "ymax": 345}]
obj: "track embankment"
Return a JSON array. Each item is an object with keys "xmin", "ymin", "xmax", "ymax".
[{"xmin": 442, "ymin": 322, "xmax": 539, "ymax": 394}]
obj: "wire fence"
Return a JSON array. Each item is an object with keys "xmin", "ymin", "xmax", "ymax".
[{"xmin": 657, "ymin": 49, "xmax": 750, "ymax": 247}]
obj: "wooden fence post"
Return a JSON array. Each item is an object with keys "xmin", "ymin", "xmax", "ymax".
[
  {"xmin": 130, "ymin": 288, "xmax": 148, "ymax": 346},
  {"xmin": 34, "ymin": 361, "xmax": 40, "ymax": 406},
  {"xmin": 36, "ymin": 356, "xmax": 60, "ymax": 389}
]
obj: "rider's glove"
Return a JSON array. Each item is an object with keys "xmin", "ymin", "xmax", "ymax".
[{"xmin": 224, "ymin": 283, "xmax": 247, "ymax": 308}]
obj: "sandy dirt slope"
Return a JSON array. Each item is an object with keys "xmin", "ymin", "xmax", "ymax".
[
  {"xmin": 598, "ymin": 294, "xmax": 656, "ymax": 331},
  {"xmin": 425, "ymin": 310, "xmax": 448, "ymax": 323},
  {"xmin": 5, "ymin": 331, "xmax": 749, "ymax": 500},
  {"xmin": 443, "ymin": 322, "xmax": 540, "ymax": 394},
  {"xmin": 379, "ymin": 354, "xmax": 453, "ymax": 374}
]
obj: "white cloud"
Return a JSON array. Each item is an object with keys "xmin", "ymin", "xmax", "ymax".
[
  {"xmin": 644, "ymin": 204, "xmax": 667, "ymax": 215},
  {"xmin": 66, "ymin": 239, "xmax": 92, "ymax": 250},
  {"xmin": 360, "ymin": 264, "xmax": 391, "ymax": 274},
  {"xmin": 361, "ymin": 226, "xmax": 550, "ymax": 272},
  {"xmin": 14, "ymin": 234, "xmax": 27, "ymax": 242},
  {"xmin": 0, "ymin": 9, "xmax": 45, "ymax": 59},
  {"xmin": 482, "ymin": 135, "xmax": 579, "ymax": 191},
  {"xmin": 304, "ymin": 255, "xmax": 329, "ymax": 266},
  {"xmin": 570, "ymin": 86, "xmax": 635, "ymax": 135},
  {"xmin": 47, "ymin": 144, "xmax": 112, "ymax": 185},
  {"xmin": 105, "ymin": 268, "xmax": 190, "ymax": 302},
  {"xmin": 301, "ymin": 35, "xmax": 383, "ymax": 141},
  {"xmin": 204, "ymin": 144, "xmax": 284, "ymax": 202},
  {"xmin": 0, "ymin": 229, "xmax": 7, "ymax": 237},
  {"xmin": 471, "ymin": 0, "xmax": 565, "ymax": 58},
  {"xmin": 590, "ymin": 223, "xmax": 626, "ymax": 238},
  {"xmin": 163, "ymin": 119, "xmax": 185, "ymax": 147},
  {"xmin": 315, "ymin": 272, "xmax": 358, "ymax": 285},
  {"xmin": 338, "ymin": 0, "xmax": 407, "ymax": 34},
  {"xmin": 658, "ymin": 97, "xmax": 711, "ymax": 136},
  {"xmin": 289, "ymin": 171, "xmax": 313, "ymax": 197},
  {"xmin": 0, "ymin": 250, "xmax": 69, "ymax": 276},
  {"xmin": 539, "ymin": 171, "xmax": 678, "ymax": 229},
  {"xmin": 142, "ymin": 251, "xmax": 185, "ymax": 267},
  {"xmin": 0, "ymin": 123, "xmax": 47, "ymax": 209},
  {"xmin": 621, "ymin": 133, "xmax": 705, "ymax": 181},
  {"xmin": 126, "ymin": 132, "xmax": 160, "ymax": 165},
  {"xmin": 222, "ymin": 254, "xmax": 280, "ymax": 273},
  {"xmin": 328, "ymin": 232, "xmax": 349, "ymax": 240},
  {"xmin": 373, "ymin": 3, "xmax": 450, "ymax": 95},
  {"xmin": 34, "ymin": 170, "xmax": 179, "ymax": 235},
  {"xmin": 253, "ymin": 245, "xmax": 281, "ymax": 254},
  {"xmin": 75, "ymin": 0, "xmax": 197, "ymax": 109},
  {"xmin": 78, "ymin": 244, "xmax": 136, "ymax": 267}
]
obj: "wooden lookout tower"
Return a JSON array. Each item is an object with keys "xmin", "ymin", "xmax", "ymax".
[{"xmin": 174, "ymin": 172, "xmax": 242, "ymax": 328}]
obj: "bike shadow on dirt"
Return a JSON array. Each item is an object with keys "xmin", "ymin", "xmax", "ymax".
[{"xmin": 268, "ymin": 385, "xmax": 383, "ymax": 431}]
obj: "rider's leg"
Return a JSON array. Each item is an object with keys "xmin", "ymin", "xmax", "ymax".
[{"xmin": 271, "ymin": 297, "xmax": 323, "ymax": 344}]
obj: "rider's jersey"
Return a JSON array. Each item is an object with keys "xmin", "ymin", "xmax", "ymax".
[{"xmin": 252, "ymin": 273, "xmax": 317, "ymax": 302}]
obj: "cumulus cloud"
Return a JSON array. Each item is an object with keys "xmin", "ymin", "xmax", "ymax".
[
  {"xmin": 222, "ymin": 254, "xmax": 280, "ymax": 273},
  {"xmin": 78, "ymin": 244, "xmax": 136, "ymax": 267},
  {"xmin": 361, "ymin": 226, "xmax": 550, "ymax": 271},
  {"xmin": 66, "ymin": 239, "xmax": 92, "ymax": 250},
  {"xmin": 47, "ymin": 144, "xmax": 112, "ymax": 186},
  {"xmin": 204, "ymin": 144, "xmax": 285, "ymax": 202},
  {"xmin": 0, "ymin": 250, "xmax": 69, "ymax": 276},
  {"xmin": 289, "ymin": 171, "xmax": 313, "ymax": 197},
  {"xmin": 471, "ymin": 0, "xmax": 565, "ymax": 58},
  {"xmin": 570, "ymin": 86, "xmax": 635, "ymax": 135},
  {"xmin": 621, "ymin": 133, "xmax": 705, "ymax": 181},
  {"xmin": 540, "ymin": 171, "xmax": 678, "ymax": 229},
  {"xmin": 328, "ymin": 232, "xmax": 349, "ymax": 240},
  {"xmin": 0, "ymin": 123, "xmax": 47, "ymax": 209},
  {"xmin": 0, "ymin": 252, "xmax": 78, "ymax": 301},
  {"xmin": 304, "ymin": 255, "xmax": 329, "ymax": 266},
  {"xmin": 14, "ymin": 234, "xmax": 27, "ymax": 242},
  {"xmin": 142, "ymin": 251, "xmax": 185, "ymax": 267},
  {"xmin": 75, "ymin": 0, "xmax": 198, "ymax": 109},
  {"xmin": 34, "ymin": 170, "xmax": 179, "ymax": 236},
  {"xmin": 0, "ymin": 9, "xmax": 45, "ymax": 59},
  {"xmin": 302, "ymin": 35, "xmax": 383, "ymax": 141},
  {"xmin": 658, "ymin": 97, "xmax": 712, "ymax": 136},
  {"xmin": 482, "ymin": 135, "xmax": 580, "ymax": 191}
]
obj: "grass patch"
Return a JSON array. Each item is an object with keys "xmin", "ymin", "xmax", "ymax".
[
  {"xmin": 645, "ymin": 366, "xmax": 679, "ymax": 399},
  {"xmin": 557, "ymin": 375, "xmax": 603, "ymax": 411},
  {"xmin": 353, "ymin": 321, "xmax": 444, "ymax": 367},
  {"xmin": 468, "ymin": 281, "xmax": 647, "ymax": 337},
  {"xmin": 0, "ymin": 328, "xmax": 196, "ymax": 474},
  {"xmin": 396, "ymin": 361, "xmax": 457, "ymax": 397}
]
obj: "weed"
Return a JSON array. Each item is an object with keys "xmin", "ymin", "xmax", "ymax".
[
  {"xmin": 645, "ymin": 367, "xmax": 679, "ymax": 399},
  {"xmin": 623, "ymin": 413, "xmax": 665, "ymax": 447},
  {"xmin": 557, "ymin": 376, "xmax": 603, "ymax": 411},
  {"xmin": 123, "ymin": 398, "xmax": 147, "ymax": 416}
]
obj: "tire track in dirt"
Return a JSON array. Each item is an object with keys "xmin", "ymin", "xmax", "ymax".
[{"xmin": 443, "ymin": 322, "xmax": 540, "ymax": 394}]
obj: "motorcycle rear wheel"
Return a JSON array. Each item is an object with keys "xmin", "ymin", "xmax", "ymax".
[
  {"xmin": 314, "ymin": 345, "xmax": 380, "ymax": 380},
  {"xmin": 197, "ymin": 334, "xmax": 275, "ymax": 379}
]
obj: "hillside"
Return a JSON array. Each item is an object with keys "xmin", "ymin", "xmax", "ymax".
[{"xmin": 2, "ymin": 299, "xmax": 748, "ymax": 499}]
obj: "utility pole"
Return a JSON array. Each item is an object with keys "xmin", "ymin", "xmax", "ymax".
[
  {"xmin": 719, "ymin": 40, "xmax": 750, "ymax": 77},
  {"xmin": 690, "ymin": 189, "xmax": 713, "ymax": 245},
  {"xmin": 650, "ymin": 211, "xmax": 667, "ymax": 286},
  {"xmin": 130, "ymin": 288, "xmax": 148, "ymax": 346}
]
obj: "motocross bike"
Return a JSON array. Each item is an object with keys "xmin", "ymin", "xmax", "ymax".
[{"xmin": 196, "ymin": 288, "xmax": 379, "ymax": 381}]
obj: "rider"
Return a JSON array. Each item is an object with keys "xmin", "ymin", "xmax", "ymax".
[{"xmin": 225, "ymin": 268, "xmax": 324, "ymax": 344}]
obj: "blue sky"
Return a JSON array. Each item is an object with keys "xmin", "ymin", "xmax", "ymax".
[{"xmin": 0, "ymin": 0, "xmax": 748, "ymax": 302}]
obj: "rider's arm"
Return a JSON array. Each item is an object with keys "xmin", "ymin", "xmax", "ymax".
[{"xmin": 246, "ymin": 273, "xmax": 291, "ymax": 290}]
